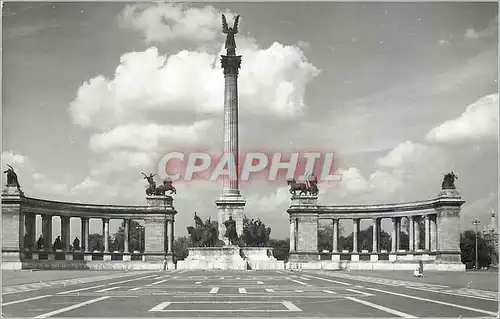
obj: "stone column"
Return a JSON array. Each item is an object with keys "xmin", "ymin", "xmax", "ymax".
[
  {"xmin": 353, "ymin": 218, "xmax": 360, "ymax": 253},
  {"xmin": 2, "ymin": 188, "xmax": 24, "ymax": 269},
  {"xmin": 409, "ymin": 216, "xmax": 414, "ymax": 252},
  {"xmin": 435, "ymin": 189, "xmax": 464, "ymax": 264},
  {"xmin": 102, "ymin": 218, "xmax": 110, "ymax": 253},
  {"xmin": 396, "ymin": 217, "xmax": 401, "ymax": 250},
  {"xmin": 289, "ymin": 218, "xmax": 295, "ymax": 252},
  {"xmin": 414, "ymin": 216, "xmax": 420, "ymax": 250},
  {"xmin": 61, "ymin": 216, "xmax": 71, "ymax": 250},
  {"xmin": 332, "ymin": 219, "xmax": 339, "ymax": 252},
  {"xmin": 167, "ymin": 219, "xmax": 174, "ymax": 254},
  {"xmin": 124, "ymin": 219, "xmax": 130, "ymax": 253},
  {"xmin": 372, "ymin": 218, "xmax": 378, "ymax": 252},
  {"xmin": 81, "ymin": 217, "xmax": 90, "ymax": 252},
  {"xmin": 430, "ymin": 214, "xmax": 437, "ymax": 251},
  {"xmin": 424, "ymin": 215, "xmax": 430, "ymax": 251},
  {"xmin": 42, "ymin": 215, "xmax": 52, "ymax": 250},
  {"xmin": 391, "ymin": 217, "xmax": 397, "ymax": 252}
]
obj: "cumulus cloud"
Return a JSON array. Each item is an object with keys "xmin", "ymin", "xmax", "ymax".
[
  {"xmin": 69, "ymin": 43, "xmax": 319, "ymax": 129},
  {"xmin": 89, "ymin": 120, "xmax": 213, "ymax": 153},
  {"xmin": 438, "ymin": 39, "xmax": 450, "ymax": 47},
  {"xmin": 425, "ymin": 93, "xmax": 499, "ymax": 144},
  {"xmin": 376, "ymin": 141, "xmax": 427, "ymax": 168},
  {"xmin": 118, "ymin": 3, "xmax": 230, "ymax": 44}
]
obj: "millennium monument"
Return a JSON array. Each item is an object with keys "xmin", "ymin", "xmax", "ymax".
[
  {"xmin": 2, "ymin": 14, "xmax": 466, "ymax": 272},
  {"xmin": 215, "ymin": 14, "xmax": 246, "ymax": 244}
]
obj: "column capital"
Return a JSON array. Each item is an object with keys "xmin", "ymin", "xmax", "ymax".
[
  {"xmin": 221, "ymin": 55, "xmax": 242, "ymax": 76},
  {"xmin": 81, "ymin": 216, "xmax": 89, "ymax": 221},
  {"xmin": 102, "ymin": 217, "xmax": 110, "ymax": 222}
]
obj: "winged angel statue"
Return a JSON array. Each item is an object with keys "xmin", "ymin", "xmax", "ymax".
[{"xmin": 222, "ymin": 14, "xmax": 240, "ymax": 56}]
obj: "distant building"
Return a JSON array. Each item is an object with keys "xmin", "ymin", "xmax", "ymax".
[{"xmin": 483, "ymin": 209, "xmax": 498, "ymax": 266}]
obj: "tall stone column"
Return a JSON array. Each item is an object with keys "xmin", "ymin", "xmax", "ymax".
[
  {"xmin": 424, "ymin": 215, "xmax": 430, "ymax": 251},
  {"xmin": 61, "ymin": 216, "xmax": 71, "ymax": 250},
  {"xmin": 42, "ymin": 215, "xmax": 52, "ymax": 250},
  {"xmin": 372, "ymin": 218, "xmax": 378, "ymax": 252},
  {"xmin": 102, "ymin": 218, "xmax": 110, "ymax": 253},
  {"xmin": 124, "ymin": 219, "xmax": 130, "ymax": 253},
  {"xmin": 353, "ymin": 218, "xmax": 360, "ymax": 253},
  {"xmin": 81, "ymin": 217, "xmax": 90, "ymax": 252},
  {"xmin": 409, "ymin": 216, "xmax": 414, "ymax": 252},
  {"xmin": 332, "ymin": 219, "xmax": 339, "ymax": 252},
  {"xmin": 391, "ymin": 217, "xmax": 397, "ymax": 252},
  {"xmin": 24, "ymin": 213, "xmax": 36, "ymax": 250},
  {"xmin": 289, "ymin": 218, "xmax": 296, "ymax": 252},
  {"xmin": 215, "ymin": 42, "xmax": 246, "ymax": 245},
  {"xmin": 414, "ymin": 216, "xmax": 420, "ymax": 250},
  {"xmin": 430, "ymin": 214, "xmax": 437, "ymax": 251}
]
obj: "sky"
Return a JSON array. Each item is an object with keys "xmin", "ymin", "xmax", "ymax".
[{"xmin": 2, "ymin": 2, "xmax": 499, "ymax": 242}]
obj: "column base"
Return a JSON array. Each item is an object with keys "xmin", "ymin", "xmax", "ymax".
[
  {"xmin": 123, "ymin": 253, "xmax": 131, "ymax": 261},
  {"xmin": 143, "ymin": 253, "xmax": 166, "ymax": 262},
  {"xmin": 103, "ymin": 253, "xmax": 111, "ymax": 261}
]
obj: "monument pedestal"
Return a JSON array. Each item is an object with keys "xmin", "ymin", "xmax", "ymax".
[
  {"xmin": 216, "ymin": 197, "xmax": 246, "ymax": 245},
  {"xmin": 177, "ymin": 246, "xmax": 247, "ymax": 270}
]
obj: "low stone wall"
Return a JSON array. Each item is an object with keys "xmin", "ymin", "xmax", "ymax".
[
  {"xmin": 11, "ymin": 260, "xmax": 166, "ymax": 271},
  {"xmin": 286, "ymin": 260, "xmax": 466, "ymax": 272}
]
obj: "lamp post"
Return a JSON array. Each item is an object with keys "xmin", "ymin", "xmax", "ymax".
[{"xmin": 472, "ymin": 218, "xmax": 481, "ymax": 270}]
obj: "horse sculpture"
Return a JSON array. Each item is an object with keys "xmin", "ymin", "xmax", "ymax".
[
  {"xmin": 154, "ymin": 179, "xmax": 177, "ymax": 195},
  {"xmin": 187, "ymin": 213, "xmax": 218, "ymax": 247},
  {"xmin": 441, "ymin": 171, "xmax": 458, "ymax": 189},
  {"xmin": 287, "ymin": 174, "xmax": 319, "ymax": 196}
]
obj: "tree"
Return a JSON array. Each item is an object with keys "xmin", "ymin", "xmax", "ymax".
[
  {"xmin": 88, "ymin": 233, "xmax": 103, "ymax": 252},
  {"xmin": 241, "ymin": 216, "xmax": 271, "ymax": 247},
  {"xmin": 460, "ymin": 230, "xmax": 491, "ymax": 269},
  {"xmin": 269, "ymin": 238, "xmax": 289, "ymax": 261},
  {"xmin": 318, "ymin": 224, "xmax": 333, "ymax": 252},
  {"xmin": 112, "ymin": 220, "xmax": 145, "ymax": 252},
  {"xmin": 173, "ymin": 236, "xmax": 190, "ymax": 261},
  {"xmin": 338, "ymin": 226, "xmax": 392, "ymax": 252}
]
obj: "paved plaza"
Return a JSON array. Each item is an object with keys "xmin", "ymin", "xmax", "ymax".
[{"xmin": 2, "ymin": 270, "xmax": 498, "ymax": 317}]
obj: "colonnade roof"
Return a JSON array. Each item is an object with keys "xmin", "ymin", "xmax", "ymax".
[
  {"xmin": 9, "ymin": 196, "xmax": 177, "ymax": 219},
  {"xmin": 288, "ymin": 196, "xmax": 464, "ymax": 219}
]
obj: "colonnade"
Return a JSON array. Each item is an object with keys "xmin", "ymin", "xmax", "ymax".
[{"xmin": 23, "ymin": 214, "xmax": 175, "ymax": 256}]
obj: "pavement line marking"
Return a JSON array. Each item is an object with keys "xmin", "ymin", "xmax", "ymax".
[
  {"xmin": 94, "ymin": 286, "xmax": 121, "ymax": 292},
  {"xmin": 34, "ymin": 296, "xmax": 110, "ymax": 318},
  {"xmin": 220, "ymin": 276, "xmax": 225, "ymax": 279},
  {"xmin": 299, "ymin": 277, "xmax": 311, "ymax": 281},
  {"xmin": 3, "ymin": 295, "xmax": 52, "ymax": 306},
  {"xmin": 195, "ymin": 281, "xmax": 202, "ymax": 284},
  {"xmin": 282, "ymin": 301, "xmax": 303, "ymax": 312},
  {"xmin": 210, "ymin": 287, "xmax": 219, "ymax": 294},
  {"xmin": 346, "ymin": 288, "xmax": 374, "ymax": 297},
  {"xmin": 149, "ymin": 279, "xmax": 168, "ymax": 286},
  {"xmin": 276, "ymin": 270, "xmax": 283, "ymax": 274},
  {"xmin": 294, "ymin": 289, "xmax": 304, "ymax": 293},
  {"xmin": 365, "ymin": 287, "xmax": 498, "ymax": 317},
  {"xmin": 107, "ymin": 274, "xmax": 158, "ymax": 285},
  {"xmin": 345, "ymin": 296, "xmax": 416, "ymax": 318},
  {"xmin": 56, "ymin": 284, "xmax": 105, "ymax": 295},
  {"xmin": 239, "ymin": 288, "xmax": 247, "ymax": 294},
  {"xmin": 128, "ymin": 287, "xmax": 142, "ymax": 291},
  {"xmin": 286, "ymin": 278, "xmax": 310, "ymax": 286},
  {"xmin": 172, "ymin": 276, "xmax": 179, "ymax": 279},
  {"xmin": 407, "ymin": 286, "xmax": 499, "ymax": 302},
  {"xmin": 265, "ymin": 288, "xmax": 275, "ymax": 292},
  {"xmin": 149, "ymin": 302, "xmax": 172, "ymax": 311},
  {"xmin": 302, "ymin": 274, "xmax": 352, "ymax": 286},
  {"xmin": 257, "ymin": 281, "xmax": 264, "ymax": 284},
  {"xmin": 323, "ymin": 290, "xmax": 337, "ymax": 294}
]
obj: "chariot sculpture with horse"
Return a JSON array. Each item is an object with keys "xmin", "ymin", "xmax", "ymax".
[
  {"xmin": 287, "ymin": 174, "xmax": 319, "ymax": 196},
  {"xmin": 187, "ymin": 212, "xmax": 218, "ymax": 247},
  {"xmin": 142, "ymin": 172, "xmax": 176, "ymax": 196}
]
